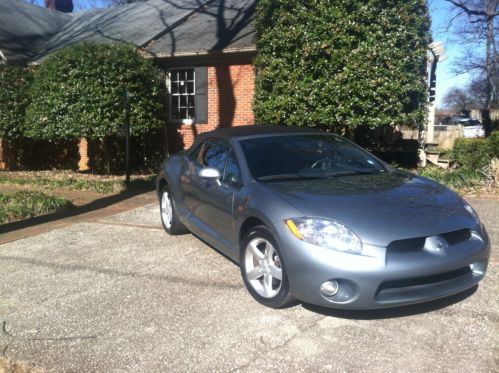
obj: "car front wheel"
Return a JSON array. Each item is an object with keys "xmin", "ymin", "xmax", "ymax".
[
  {"xmin": 240, "ymin": 226, "xmax": 296, "ymax": 308},
  {"xmin": 160, "ymin": 185, "xmax": 187, "ymax": 235}
]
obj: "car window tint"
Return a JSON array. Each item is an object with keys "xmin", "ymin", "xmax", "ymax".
[
  {"xmin": 240, "ymin": 134, "xmax": 385, "ymax": 179},
  {"xmin": 223, "ymin": 150, "xmax": 243, "ymax": 188},
  {"xmin": 200, "ymin": 139, "xmax": 229, "ymax": 173},
  {"xmin": 188, "ymin": 143, "xmax": 203, "ymax": 162}
]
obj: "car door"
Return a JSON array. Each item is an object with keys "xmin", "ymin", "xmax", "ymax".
[{"xmin": 187, "ymin": 139, "xmax": 239, "ymax": 241}]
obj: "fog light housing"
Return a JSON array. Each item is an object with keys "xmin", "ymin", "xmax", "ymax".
[
  {"xmin": 320, "ymin": 280, "xmax": 339, "ymax": 297},
  {"xmin": 470, "ymin": 261, "xmax": 487, "ymax": 276}
]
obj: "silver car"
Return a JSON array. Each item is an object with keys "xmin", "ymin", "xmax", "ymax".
[{"xmin": 157, "ymin": 126, "xmax": 490, "ymax": 309}]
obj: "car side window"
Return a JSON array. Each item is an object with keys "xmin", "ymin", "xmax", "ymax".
[
  {"xmin": 188, "ymin": 143, "xmax": 203, "ymax": 162},
  {"xmin": 200, "ymin": 139, "xmax": 229, "ymax": 174},
  {"xmin": 223, "ymin": 150, "xmax": 243, "ymax": 188}
]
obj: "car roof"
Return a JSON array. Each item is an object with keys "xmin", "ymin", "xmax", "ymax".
[{"xmin": 191, "ymin": 125, "xmax": 323, "ymax": 145}]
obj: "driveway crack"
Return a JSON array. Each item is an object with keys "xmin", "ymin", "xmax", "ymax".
[{"xmin": 2, "ymin": 321, "xmax": 99, "ymax": 342}]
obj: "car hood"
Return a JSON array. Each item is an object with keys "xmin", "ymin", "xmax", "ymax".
[{"xmin": 264, "ymin": 171, "xmax": 476, "ymax": 247}]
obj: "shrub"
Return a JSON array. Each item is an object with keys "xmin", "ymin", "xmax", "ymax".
[
  {"xmin": 487, "ymin": 130, "xmax": 499, "ymax": 159},
  {"xmin": 452, "ymin": 133, "xmax": 499, "ymax": 170},
  {"xmin": 254, "ymin": 0, "xmax": 430, "ymax": 132},
  {"xmin": 452, "ymin": 138, "xmax": 491, "ymax": 169},
  {"xmin": 26, "ymin": 42, "xmax": 166, "ymax": 140},
  {"xmin": 0, "ymin": 65, "xmax": 33, "ymax": 139}
]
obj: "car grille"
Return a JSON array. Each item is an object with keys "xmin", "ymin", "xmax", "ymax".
[
  {"xmin": 386, "ymin": 229, "xmax": 471, "ymax": 253},
  {"xmin": 376, "ymin": 267, "xmax": 472, "ymax": 294},
  {"xmin": 440, "ymin": 229, "xmax": 471, "ymax": 245}
]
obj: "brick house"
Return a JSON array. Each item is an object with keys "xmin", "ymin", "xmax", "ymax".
[{"xmin": 0, "ymin": 0, "xmax": 257, "ymax": 168}]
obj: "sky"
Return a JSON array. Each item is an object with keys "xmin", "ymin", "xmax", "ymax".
[
  {"xmin": 429, "ymin": 0, "xmax": 475, "ymax": 108},
  {"xmin": 29, "ymin": 0, "xmax": 475, "ymax": 108}
]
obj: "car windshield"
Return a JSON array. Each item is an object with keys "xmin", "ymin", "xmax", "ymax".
[
  {"xmin": 463, "ymin": 120, "xmax": 481, "ymax": 127},
  {"xmin": 239, "ymin": 134, "xmax": 386, "ymax": 181}
]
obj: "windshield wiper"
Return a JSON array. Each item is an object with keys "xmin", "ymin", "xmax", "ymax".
[
  {"xmin": 256, "ymin": 173, "xmax": 304, "ymax": 181},
  {"xmin": 319, "ymin": 169, "xmax": 384, "ymax": 177},
  {"xmin": 257, "ymin": 169, "xmax": 384, "ymax": 181}
]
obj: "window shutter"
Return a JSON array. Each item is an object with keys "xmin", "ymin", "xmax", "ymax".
[{"xmin": 195, "ymin": 67, "xmax": 208, "ymax": 124}]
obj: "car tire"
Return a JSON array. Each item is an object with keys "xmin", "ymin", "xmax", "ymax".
[
  {"xmin": 159, "ymin": 185, "xmax": 187, "ymax": 235},
  {"xmin": 240, "ymin": 226, "xmax": 296, "ymax": 308}
]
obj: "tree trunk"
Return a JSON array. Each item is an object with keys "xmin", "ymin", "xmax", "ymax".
[{"xmin": 484, "ymin": 0, "xmax": 497, "ymax": 135}]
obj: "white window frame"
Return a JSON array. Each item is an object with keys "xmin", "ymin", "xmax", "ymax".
[{"xmin": 167, "ymin": 67, "xmax": 196, "ymax": 124}]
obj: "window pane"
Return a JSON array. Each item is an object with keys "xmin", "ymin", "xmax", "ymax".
[
  {"xmin": 180, "ymin": 96, "xmax": 187, "ymax": 107},
  {"xmin": 223, "ymin": 150, "xmax": 242, "ymax": 187},
  {"xmin": 172, "ymin": 95, "xmax": 179, "ymax": 107},
  {"xmin": 171, "ymin": 82, "xmax": 179, "ymax": 94},
  {"xmin": 170, "ymin": 68, "xmax": 196, "ymax": 121},
  {"xmin": 201, "ymin": 140, "xmax": 229, "ymax": 172}
]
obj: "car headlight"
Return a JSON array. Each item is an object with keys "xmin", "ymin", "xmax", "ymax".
[
  {"xmin": 464, "ymin": 204, "xmax": 484, "ymax": 234},
  {"xmin": 464, "ymin": 204, "xmax": 481, "ymax": 225},
  {"xmin": 285, "ymin": 217, "xmax": 363, "ymax": 254}
]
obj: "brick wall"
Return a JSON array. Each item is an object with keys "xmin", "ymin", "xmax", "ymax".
[{"xmin": 175, "ymin": 63, "xmax": 255, "ymax": 149}]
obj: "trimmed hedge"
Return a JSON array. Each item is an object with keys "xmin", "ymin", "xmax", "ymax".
[
  {"xmin": 26, "ymin": 42, "xmax": 166, "ymax": 140},
  {"xmin": 254, "ymin": 0, "xmax": 430, "ymax": 132},
  {"xmin": 0, "ymin": 65, "xmax": 33, "ymax": 139}
]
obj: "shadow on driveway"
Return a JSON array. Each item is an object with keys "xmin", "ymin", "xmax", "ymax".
[{"xmin": 301, "ymin": 285, "xmax": 478, "ymax": 319}]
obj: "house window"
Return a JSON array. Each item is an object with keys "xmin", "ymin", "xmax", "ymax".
[{"xmin": 170, "ymin": 68, "xmax": 195, "ymax": 121}]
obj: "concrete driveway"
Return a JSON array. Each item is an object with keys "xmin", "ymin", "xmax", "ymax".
[{"xmin": 0, "ymin": 198, "xmax": 498, "ymax": 372}]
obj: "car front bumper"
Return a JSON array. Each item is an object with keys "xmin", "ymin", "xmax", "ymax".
[{"xmin": 279, "ymin": 228, "xmax": 490, "ymax": 310}]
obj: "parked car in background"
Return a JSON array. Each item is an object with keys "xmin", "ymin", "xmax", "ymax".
[
  {"xmin": 440, "ymin": 116, "xmax": 485, "ymax": 138},
  {"xmin": 461, "ymin": 119, "xmax": 485, "ymax": 138},
  {"xmin": 156, "ymin": 126, "xmax": 490, "ymax": 310}
]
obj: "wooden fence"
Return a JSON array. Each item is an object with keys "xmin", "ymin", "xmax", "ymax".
[{"xmin": 400, "ymin": 125, "xmax": 463, "ymax": 149}]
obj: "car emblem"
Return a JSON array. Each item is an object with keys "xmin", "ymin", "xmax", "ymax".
[
  {"xmin": 436, "ymin": 236, "xmax": 448, "ymax": 250},
  {"xmin": 424, "ymin": 236, "xmax": 448, "ymax": 255}
]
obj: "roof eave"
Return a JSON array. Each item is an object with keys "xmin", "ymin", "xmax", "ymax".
[{"xmin": 147, "ymin": 46, "xmax": 256, "ymax": 59}]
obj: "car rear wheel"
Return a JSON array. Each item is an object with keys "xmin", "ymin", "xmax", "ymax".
[
  {"xmin": 160, "ymin": 185, "xmax": 187, "ymax": 235},
  {"xmin": 240, "ymin": 226, "xmax": 296, "ymax": 308}
]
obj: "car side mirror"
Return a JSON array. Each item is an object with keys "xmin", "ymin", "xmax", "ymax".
[{"xmin": 197, "ymin": 167, "xmax": 221, "ymax": 180}]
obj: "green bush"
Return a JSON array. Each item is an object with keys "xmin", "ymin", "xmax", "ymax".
[
  {"xmin": 452, "ymin": 134, "xmax": 499, "ymax": 170},
  {"xmin": 26, "ymin": 42, "xmax": 166, "ymax": 140},
  {"xmin": 487, "ymin": 130, "xmax": 499, "ymax": 159},
  {"xmin": 0, "ymin": 65, "xmax": 33, "ymax": 139},
  {"xmin": 452, "ymin": 138, "xmax": 490, "ymax": 169},
  {"xmin": 254, "ymin": 0, "xmax": 430, "ymax": 132}
]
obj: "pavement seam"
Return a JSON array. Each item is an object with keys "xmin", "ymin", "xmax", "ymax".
[{"xmin": 92, "ymin": 220, "xmax": 162, "ymax": 230}]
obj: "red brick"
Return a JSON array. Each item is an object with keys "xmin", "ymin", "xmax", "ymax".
[{"xmin": 177, "ymin": 63, "xmax": 255, "ymax": 149}]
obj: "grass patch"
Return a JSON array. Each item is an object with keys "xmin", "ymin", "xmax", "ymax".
[
  {"xmin": 0, "ymin": 171, "xmax": 156, "ymax": 193},
  {"xmin": 0, "ymin": 191, "xmax": 74, "ymax": 223},
  {"xmin": 416, "ymin": 166, "xmax": 486, "ymax": 191}
]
